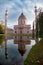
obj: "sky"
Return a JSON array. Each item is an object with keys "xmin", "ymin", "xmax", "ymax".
[{"xmin": 0, "ymin": 0, "xmax": 43, "ymax": 29}]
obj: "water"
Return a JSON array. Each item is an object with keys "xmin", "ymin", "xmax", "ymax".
[{"xmin": 0, "ymin": 36, "xmax": 36, "ymax": 65}]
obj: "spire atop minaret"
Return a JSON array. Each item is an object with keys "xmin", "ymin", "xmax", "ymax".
[
  {"xmin": 22, "ymin": 9, "xmax": 23, "ymax": 13},
  {"xmin": 34, "ymin": 0, "xmax": 37, "ymax": 16},
  {"xmin": 5, "ymin": 9, "xmax": 8, "ymax": 17}
]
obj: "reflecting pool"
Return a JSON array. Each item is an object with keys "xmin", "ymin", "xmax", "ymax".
[{"xmin": 0, "ymin": 36, "xmax": 36, "ymax": 65}]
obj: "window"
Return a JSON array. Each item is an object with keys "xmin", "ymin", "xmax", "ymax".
[
  {"xmin": 27, "ymin": 31, "xmax": 29, "ymax": 33},
  {"xmin": 15, "ymin": 31, "xmax": 17, "ymax": 33},
  {"xmin": 20, "ymin": 31, "xmax": 22, "ymax": 33}
]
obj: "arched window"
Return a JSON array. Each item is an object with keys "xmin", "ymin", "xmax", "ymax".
[
  {"xmin": 15, "ymin": 31, "xmax": 17, "ymax": 33},
  {"xmin": 27, "ymin": 31, "xmax": 29, "ymax": 33},
  {"xmin": 20, "ymin": 31, "xmax": 22, "ymax": 33}
]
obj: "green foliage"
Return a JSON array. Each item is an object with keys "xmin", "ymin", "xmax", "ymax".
[
  {"xmin": 24, "ymin": 39, "xmax": 43, "ymax": 65},
  {"xmin": 32, "ymin": 22, "xmax": 35, "ymax": 39},
  {"xmin": 36, "ymin": 18, "xmax": 38, "ymax": 38},
  {"xmin": 38, "ymin": 12, "xmax": 43, "ymax": 38},
  {"xmin": 0, "ymin": 24, "xmax": 4, "ymax": 34}
]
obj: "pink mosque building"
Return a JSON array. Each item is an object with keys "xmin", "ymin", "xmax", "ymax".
[{"xmin": 14, "ymin": 12, "xmax": 31, "ymax": 34}]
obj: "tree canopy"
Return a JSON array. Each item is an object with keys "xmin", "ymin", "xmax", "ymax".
[
  {"xmin": 37, "ymin": 12, "xmax": 43, "ymax": 38},
  {"xmin": 0, "ymin": 24, "xmax": 4, "ymax": 34}
]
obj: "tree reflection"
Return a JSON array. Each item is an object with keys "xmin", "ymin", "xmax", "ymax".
[
  {"xmin": 0, "ymin": 36, "xmax": 4, "ymax": 47},
  {"xmin": 14, "ymin": 36, "xmax": 31, "ymax": 65}
]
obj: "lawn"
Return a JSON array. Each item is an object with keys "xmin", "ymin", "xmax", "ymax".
[
  {"xmin": 24, "ymin": 38, "xmax": 43, "ymax": 65},
  {"xmin": 0, "ymin": 34, "xmax": 32, "ymax": 36}
]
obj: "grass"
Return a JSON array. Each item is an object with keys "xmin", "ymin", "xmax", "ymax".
[
  {"xmin": 24, "ymin": 38, "xmax": 43, "ymax": 65},
  {"xmin": 0, "ymin": 34, "xmax": 11, "ymax": 36},
  {"xmin": 0, "ymin": 34, "xmax": 32, "ymax": 37}
]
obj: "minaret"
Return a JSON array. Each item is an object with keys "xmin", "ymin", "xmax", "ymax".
[
  {"xmin": 34, "ymin": 5, "xmax": 37, "ymax": 19},
  {"xmin": 34, "ymin": 2, "xmax": 39, "ymax": 41},
  {"xmin": 34, "ymin": 1, "xmax": 37, "ymax": 27},
  {"xmin": 5, "ymin": 9, "xmax": 8, "ymax": 59},
  {"xmin": 34, "ymin": 1, "xmax": 38, "ymax": 38},
  {"xmin": 5, "ymin": 9, "xmax": 8, "ymax": 34}
]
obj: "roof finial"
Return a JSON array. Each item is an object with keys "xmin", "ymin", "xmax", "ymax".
[
  {"xmin": 21, "ymin": 8, "xmax": 24, "ymax": 14},
  {"xmin": 22, "ymin": 9, "xmax": 23, "ymax": 13},
  {"xmin": 34, "ymin": 0, "xmax": 37, "ymax": 14},
  {"xmin": 35, "ymin": 0, "xmax": 37, "ymax": 8}
]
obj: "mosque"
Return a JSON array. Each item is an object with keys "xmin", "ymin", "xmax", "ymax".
[
  {"xmin": 0, "ymin": 10, "xmax": 31, "ymax": 34},
  {"xmin": 14, "ymin": 12, "xmax": 31, "ymax": 34}
]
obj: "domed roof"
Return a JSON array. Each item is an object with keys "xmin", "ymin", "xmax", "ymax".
[
  {"xmin": 19, "ymin": 13, "xmax": 26, "ymax": 19},
  {"xmin": 18, "ymin": 49, "xmax": 26, "ymax": 56}
]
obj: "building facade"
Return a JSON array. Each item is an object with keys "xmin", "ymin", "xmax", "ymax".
[
  {"xmin": 14, "ymin": 13, "xmax": 31, "ymax": 34},
  {"xmin": 7, "ymin": 28, "xmax": 14, "ymax": 34}
]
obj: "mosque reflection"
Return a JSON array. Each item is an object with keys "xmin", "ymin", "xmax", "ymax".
[
  {"xmin": 0, "ymin": 36, "xmax": 31, "ymax": 58},
  {"xmin": 14, "ymin": 36, "xmax": 31, "ymax": 56},
  {"xmin": 18, "ymin": 41, "xmax": 26, "ymax": 56},
  {"xmin": 0, "ymin": 36, "xmax": 31, "ymax": 65},
  {"xmin": 4, "ymin": 36, "xmax": 31, "ymax": 58},
  {"xmin": 14, "ymin": 36, "xmax": 31, "ymax": 42}
]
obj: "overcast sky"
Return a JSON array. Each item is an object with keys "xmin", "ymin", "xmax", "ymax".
[{"xmin": 0, "ymin": 0, "xmax": 43, "ymax": 29}]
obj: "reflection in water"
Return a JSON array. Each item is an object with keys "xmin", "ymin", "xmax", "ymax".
[
  {"xmin": 18, "ymin": 41, "xmax": 26, "ymax": 65},
  {"xmin": 14, "ymin": 36, "xmax": 31, "ymax": 42},
  {"xmin": 0, "ymin": 36, "xmax": 35, "ymax": 65},
  {"xmin": 0, "ymin": 36, "xmax": 8, "ymax": 59},
  {"xmin": 5, "ymin": 36, "xmax": 8, "ymax": 59},
  {"xmin": 14, "ymin": 36, "xmax": 31, "ymax": 57},
  {"xmin": 0, "ymin": 36, "xmax": 4, "ymax": 47},
  {"xmin": 14, "ymin": 36, "xmax": 31, "ymax": 65},
  {"xmin": 18, "ymin": 41, "xmax": 26, "ymax": 56}
]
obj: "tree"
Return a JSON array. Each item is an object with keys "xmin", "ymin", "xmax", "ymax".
[
  {"xmin": 35, "ymin": 17, "xmax": 39, "ymax": 42},
  {"xmin": 0, "ymin": 24, "xmax": 4, "ymax": 34},
  {"xmin": 38, "ymin": 12, "xmax": 43, "ymax": 38},
  {"xmin": 32, "ymin": 22, "xmax": 34, "ymax": 39}
]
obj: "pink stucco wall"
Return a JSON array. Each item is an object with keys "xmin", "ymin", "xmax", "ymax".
[
  {"xmin": 14, "ymin": 13, "xmax": 31, "ymax": 34},
  {"xmin": 14, "ymin": 25, "xmax": 31, "ymax": 34}
]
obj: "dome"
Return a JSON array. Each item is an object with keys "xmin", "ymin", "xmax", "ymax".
[
  {"xmin": 18, "ymin": 49, "xmax": 26, "ymax": 56},
  {"xmin": 19, "ymin": 13, "xmax": 26, "ymax": 19}
]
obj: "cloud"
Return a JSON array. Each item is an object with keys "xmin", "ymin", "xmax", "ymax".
[
  {"xmin": 0, "ymin": 0, "xmax": 43, "ymax": 29},
  {"xmin": 37, "ymin": 3, "xmax": 43, "ymax": 8},
  {"xmin": 5, "ymin": 2, "xmax": 15, "ymax": 9}
]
